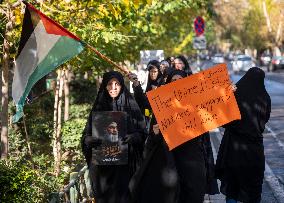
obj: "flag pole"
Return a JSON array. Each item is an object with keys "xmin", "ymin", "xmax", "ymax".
[{"xmin": 85, "ymin": 43, "xmax": 130, "ymax": 75}]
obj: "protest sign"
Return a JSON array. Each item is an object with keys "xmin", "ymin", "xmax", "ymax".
[{"xmin": 146, "ymin": 64, "xmax": 241, "ymax": 150}]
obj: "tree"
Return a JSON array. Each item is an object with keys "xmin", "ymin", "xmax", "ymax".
[
  {"xmin": 1, "ymin": 2, "xmax": 13, "ymax": 159},
  {"xmin": 213, "ymin": 0, "xmax": 284, "ymax": 53}
]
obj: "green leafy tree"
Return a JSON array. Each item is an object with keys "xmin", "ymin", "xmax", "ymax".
[
  {"xmin": 213, "ymin": 0, "xmax": 284, "ymax": 53},
  {"xmin": 0, "ymin": 1, "xmax": 217, "ymax": 199}
]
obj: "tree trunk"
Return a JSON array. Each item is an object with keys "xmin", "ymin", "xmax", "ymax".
[
  {"xmin": 23, "ymin": 116, "xmax": 33, "ymax": 157},
  {"xmin": 64, "ymin": 68, "xmax": 70, "ymax": 121},
  {"xmin": 275, "ymin": 20, "xmax": 282, "ymax": 44},
  {"xmin": 55, "ymin": 70, "xmax": 64, "ymax": 176},
  {"xmin": 262, "ymin": 0, "xmax": 272, "ymax": 33},
  {"xmin": 84, "ymin": 72, "xmax": 88, "ymax": 79},
  {"xmin": 1, "ymin": 4, "xmax": 13, "ymax": 160},
  {"xmin": 273, "ymin": 6, "xmax": 283, "ymax": 56},
  {"xmin": 276, "ymin": 7, "xmax": 284, "ymax": 47},
  {"xmin": 53, "ymin": 70, "xmax": 60, "ymax": 176},
  {"xmin": 23, "ymin": 115, "xmax": 34, "ymax": 168}
]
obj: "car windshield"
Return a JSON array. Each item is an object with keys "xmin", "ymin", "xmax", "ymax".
[
  {"xmin": 273, "ymin": 56, "xmax": 284, "ymax": 60},
  {"xmin": 237, "ymin": 56, "xmax": 251, "ymax": 61}
]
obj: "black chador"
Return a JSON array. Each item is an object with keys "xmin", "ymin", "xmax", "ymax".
[
  {"xmin": 167, "ymin": 70, "xmax": 207, "ymax": 203},
  {"xmin": 128, "ymin": 115, "xmax": 179, "ymax": 203},
  {"xmin": 82, "ymin": 71, "xmax": 146, "ymax": 203},
  {"xmin": 216, "ymin": 67, "xmax": 271, "ymax": 203}
]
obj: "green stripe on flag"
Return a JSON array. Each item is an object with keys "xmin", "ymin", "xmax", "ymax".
[{"xmin": 13, "ymin": 36, "xmax": 85, "ymax": 123}]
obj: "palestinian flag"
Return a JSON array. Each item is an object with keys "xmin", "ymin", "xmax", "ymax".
[{"xmin": 12, "ymin": 1, "xmax": 85, "ymax": 122}]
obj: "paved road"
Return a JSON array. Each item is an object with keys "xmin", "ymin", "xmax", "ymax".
[{"xmin": 197, "ymin": 60, "xmax": 284, "ymax": 203}]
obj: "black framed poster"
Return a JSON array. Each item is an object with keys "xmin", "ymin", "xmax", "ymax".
[{"xmin": 91, "ymin": 111, "xmax": 128, "ymax": 165}]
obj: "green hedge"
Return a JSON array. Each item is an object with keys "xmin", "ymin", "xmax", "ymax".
[
  {"xmin": 69, "ymin": 79, "xmax": 97, "ymax": 104},
  {"xmin": 3, "ymin": 78, "xmax": 96, "ymax": 202},
  {"xmin": 0, "ymin": 161, "xmax": 48, "ymax": 203}
]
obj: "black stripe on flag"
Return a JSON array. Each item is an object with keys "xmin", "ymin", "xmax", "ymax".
[{"xmin": 17, "ymin": 5, "xmax": 41, "ymax": 57}]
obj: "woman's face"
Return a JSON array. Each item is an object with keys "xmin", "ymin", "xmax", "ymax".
[
  {"xmin": 106, "ymin": 78, "xmax": 122, "ymax": 98},
  {"xmin": 174, "ymin": 58, "xmax": 185, "ymax": 70},
  {"xmin": 170, "ymin": 57, "xmax": 175, "ymax": 65},
  {"xmin": 171, "ymin": 74, "xmax": 183, "ymax": 82},
  {"xmin": 160, "ymin": 62, "xmax": 169, "ymax": 74},
  {"xmin": 149, "ymin": 67, "xmax": 159, "ymax": 81}
]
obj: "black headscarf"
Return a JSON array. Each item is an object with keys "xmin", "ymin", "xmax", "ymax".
[
  {"xmin": 160, "ymin": 60, "xmax": 174, "ymax": 80},
  {"xmin": 228, "ymin": 67, "xmax": 271, "ymax": 139},
  {"xmin": 145, "ymin": 60, "xmax": 163, "ymax": 92},
  {"xmin": 165, "ymin": 56, "xmax": 175, "ymax": 69},
  {"xmin": 165, "ymin": 69, "xmax": 188, "ymax": 84},
  {"xmin": 160, "ymin": 60, "xmax": 169, "ymax": 75},
  {"xmin": 92, "ymin": 71, "xmax": 146, "ymax": 133},
  {"xmin": 175, "ymin": 55, "xmax": 193, "ymax": 75}
]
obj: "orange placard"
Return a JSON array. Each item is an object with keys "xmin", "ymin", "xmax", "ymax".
[{"xmin": 146, "ymin": 64, "xmax": 241, "ymax": 150}]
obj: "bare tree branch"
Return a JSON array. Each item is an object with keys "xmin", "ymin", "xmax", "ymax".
[
  {"xmin": 12, "ymin": 0, "xmax": 22, "ymax": 8},
  {"xmin": 0, "ymin": 7, "xmax": 6, "ymax": 15}
]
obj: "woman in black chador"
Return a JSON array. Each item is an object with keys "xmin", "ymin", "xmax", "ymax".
[
  {"xmin": 81, "ymin": 71, "xmax": 146, "ymax": 203},
  {"xmin": 172, "ymin": 57, "xmax": 219, "ymax": 197},
  {"xmin": 216, "ymin": 67, "xmax": 271, "ymax": 203},
  {"xmin": 166, "ymin": 70, "xmax": 207, "ymax": 203},
  {"xmin": 128, "ymin": 115, "xmax": 179, "ymax": 203},
  {"xmin": 128, "ymin": 63, "xmax": 179, "ymax": 203},
  {"xmin": 132, "ymin": 60, "xmax": 163, "ymax": 112},
  {"xmin": 145, "ymin": 60, "xmax": 163, "ymax": 92},
  {"xmin": 132, "ymin": 60, "xmax": 164, "ymax": 128}
]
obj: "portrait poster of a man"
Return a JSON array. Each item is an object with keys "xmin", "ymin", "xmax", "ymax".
[{"xmin": 91, "ymin": 111, "xmax": 128, "ymax": 165}]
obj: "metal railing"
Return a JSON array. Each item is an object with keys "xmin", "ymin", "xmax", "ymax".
[{"xmin": 49, "ymin": 165, "xmax": 94, "ymax": 203}]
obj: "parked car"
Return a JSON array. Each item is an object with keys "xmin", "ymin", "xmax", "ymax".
[
  {"xmin": 225, "ymin": 52, "xmax": 234, "ymax": 61},
  {"xmin": 232, "ymin": 55, "xmax": 255, "ymax": 73},
  {"xmin": 268, "ymin": 56, "xmax": 284, "ymax": 71},
  {"xmin": 260, "ymin": 53, "xmax": 272, "ymax": 66},
  {"xmin": 212, "ymin": 53, "xmax": 225, "ymax": 64},
  {"xmin": 198, "ymin": 52, "xmax": 210, "ymax": 60}
]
